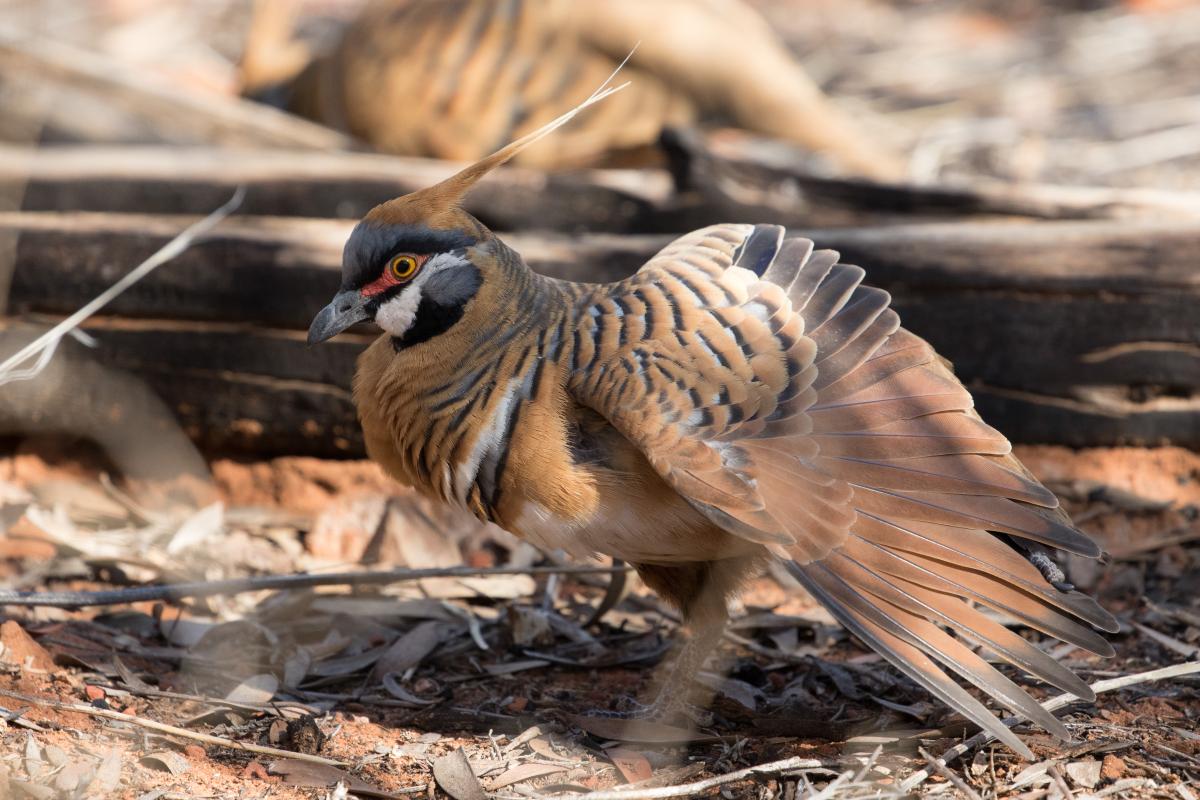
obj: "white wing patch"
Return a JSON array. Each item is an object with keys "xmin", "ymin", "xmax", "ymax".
[{"xmin": 454, "ymin": 377, "xmax": 521, "ymax": 504}]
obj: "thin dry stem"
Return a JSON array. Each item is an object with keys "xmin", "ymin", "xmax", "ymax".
[{"xmin": 0, "ymin": 686, "xmax": 347, "ymax": 767}]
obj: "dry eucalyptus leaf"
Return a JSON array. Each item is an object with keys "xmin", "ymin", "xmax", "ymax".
[
  {"xmin": 383, "ymin": 502, "xmax": 465, "ymax": 568},
  {"xmin": 432, "ymin": 749, "xmax": 487, "ymax": 800},
  {"xmin": 485, "ymin": 762, "xmax": 568, "ymax": 790},
  {"xmin": 91, "ymin": 748, "xmax": 123, "ymax": 794},
  {"xmin": 420, "ymin": 574, "xmax": 535, "ymax": 599},
  {"xmin": 391, "ymin": 732, "xmax": 442, "ymax": 760},
  {"xmin": 305, "ymin": 630, "xmax": 353, "ymax": 661},
  {"xmin": 380, "ymin": 672, "xmax": 438, "ymax": 706},
  {"xmin": 114, "ymin": 656, "xmax": 153, "ymax": 691},
  {"xmin": 9, "ymin": 780, "xmax": 56, "ymax": 800},
  {"xmin": 184, "ymin": 619, "xmax": 277, "ymax": 680},
  {"xmin": 159, "ymin": 617, "xmax": 214, "ymax": 649},
  {"xmin": 182, "ymin": 707, "xmax": 242, "ymax": 727},
  {"xmin": 308, "ymin": 643, "xmax": 390, "ymax": 678},
  {"xmin": 310, "ymin": 597, "xmax": 457, "ymax": 621},
  {"xmin": 697, "ymin": 673, "xmax": 762, "ymax": 711},
  {"xmin": 166, "ymin": 502, "xmax": 224, "ymax": 555},
  {"xmin": 23, "ymin": 734, "xmax": 46, "ymax": 782},
  {"xmin": 607, "ymin": 748, "xmax": 653, "ymax": 784},
  {"xmin": 269, "ymin": 759, "xmax": 369, "ymax": 792},
  {"xmin": 528, "ymin": 737, "xmax": 580, "ymax": 764},
  {"xmin": 370, "ymin": 620, "xmax": 444, "ymax": 681},
  {"xmin": 269, "ymin": 759, "xmax": 408, "ymax": 798},
  {"xmin": 283, "ymin": 647, "xmax": 312, "ymax": 687},
  {"xmin": 225, "ymin": 673, "xmax": 279, "ymax": 705},
  {"xmin": 41, "ymin": 744, "xmax": 69, "ymax": 767},
  {"xmin": 53, "ymin": 759, "xmax": 97, "ymax": 793},
  {"xmin": 485, "ymin": 658, "xmax": 551, "ymax": 676},
  {"xmin": 139, "ymin": 751, "xmax": 190, "ymax": 775},
  {"xmin": 570, "ymin": 715, "xmax": 720, "ymax": 744},
  {"xmin": 1066, "ymin": 760, "xmax": 1103, "ymax": 789},
  {"xmin": 1009, "ymin": 759, "xmax": 1056, "ymax": 790}
]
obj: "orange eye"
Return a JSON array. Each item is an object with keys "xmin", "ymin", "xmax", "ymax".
[{"xmin": 388, "ymin": 254, "xmax": 420, "ymax": 281}]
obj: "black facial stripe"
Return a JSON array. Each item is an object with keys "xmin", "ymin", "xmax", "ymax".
[
  {"xmin": 342, "ymin": 221, "xmax": 477, "ymax": 289},
  {"xmin": 392, "ymin": 297, "xmax": 467, "ymax": 350},
  {"xmin": 378, "ymin": 260, "xmax": 480, "ymax": 347}
]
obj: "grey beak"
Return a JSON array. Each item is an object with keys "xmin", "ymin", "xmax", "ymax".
[{"xmin": 308, "ymin": 290, "xmax": 370, "ymax": 345}]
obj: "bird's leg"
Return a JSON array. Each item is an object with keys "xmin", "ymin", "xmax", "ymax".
[
  {"xmin": 587, "ymin": 559, "xmax": 742, "ymax": 725},
  {"xmin": 593, "ymin": 619, "xmax": 726, "ymax": 725},
  {"xmin": 641, "ymin": 620, "xmax": 725, "ymax": 724}
]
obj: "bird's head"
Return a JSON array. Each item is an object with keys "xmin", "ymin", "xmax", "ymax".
[
  {"xmin": 305, "ymin": 199, "xmax": 494, "ymax": 347},
  {"xmin": 308, "ymin": 66, "xmax": 630, "ymax": 348}
]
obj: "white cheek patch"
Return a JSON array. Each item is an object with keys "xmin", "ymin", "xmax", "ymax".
[
  {"xmin": 370, "ymin": 253, "xmax": 471, "ymax": 338},
  {"xmin": 375, "ymin": 287, "xmax": 423, "ymax": 337}
]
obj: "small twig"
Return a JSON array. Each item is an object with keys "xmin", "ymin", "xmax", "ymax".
[
  {"xmin": 918, "ymin": 747, "xmax": 983, "ymax": 800},
  {"xmin": 1132, "ymin": 622, "xmax": 1200, "ymax": 659},
  {"xmin": 806, "ymin": 770, "xmax": 853, "ymax": 800},
  {"xmin": 91, "ymin": 682, "xmax": 317, "ymax": 717},
  {"xmin": 900, "ymin": 661, "xmax": 1200, "ymax": 793},
  {"xmin": 0, "ymin": 188, "xmax": 244, "ymax": 385},
  {"xmin": 0, "ymin": 686, "xmax": 346, "ymax": 767},
  {"xmin": 1048, "ymin": 764, "xmax": 1075, "ymax": 799},
  {"xmin": 0, "ymin": 704, "xmax": 47, "ymax": 732},
  {"xmin": 441, "ymin": 601, "xmax": 490, "ymax": 652},
  {"xmin": 0, "ymin": 564, "xmax": 631, "ymax": 607},
  {"xmin": 533, "ymin": 755, "xmax": 827, "ymax": 799}
]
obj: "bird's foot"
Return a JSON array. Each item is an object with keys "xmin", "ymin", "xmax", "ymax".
[{"xmin": 588, "ymin": 695, "xmax": 714, "ymax": 727}]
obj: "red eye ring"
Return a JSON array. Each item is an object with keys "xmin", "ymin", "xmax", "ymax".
[
  {"xmin": 361, "ymin": 253, "xmax": 426, "ymax": 297},
  {"xmin": 389, "ymin": 254, "xmax": 421, "ymax": 281}
]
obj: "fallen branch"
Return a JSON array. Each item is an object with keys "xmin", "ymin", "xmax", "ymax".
[
  {"xmin": 900, "ymin": 661, "xmax": 1200, "ymax": 793},
  {"xmin": 92, "ymin": 681, "xmax": 318, "ymax": 717},
  {"xmin": 535, "ymin": 755, "xmax": 829, "ymax": 800},
  {"xmin": 0, "ymin": 686, "xmax": 347, "ymax": 767},
  {"xmin": 0, "ymin": 564, "xmax": 631, "ymax": 607}
]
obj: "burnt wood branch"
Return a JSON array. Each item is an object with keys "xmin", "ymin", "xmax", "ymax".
[
  {"xmin": 662, "ymin": 127, "xmax": 1200, "ymax": 224},
  {"xmin": 6, "ymin": 145, "xmax": 1200, "ymax": 235},
  {"xmin": 0, "ymin": 145, "xmax": 667, "ymax": 233},
  {"xmin": 3, "ymin": 212, "xmax": 1197, "ymax": 455}
]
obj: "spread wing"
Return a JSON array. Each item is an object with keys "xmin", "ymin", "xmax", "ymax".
[{"xmin": 568, "ymin": 223, "xmax": 1117, "ymax": 755}]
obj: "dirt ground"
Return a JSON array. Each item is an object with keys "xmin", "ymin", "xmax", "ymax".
[{"xmin": 0, "ymin": 443, "xmax": 1197, "ymax": 799}]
